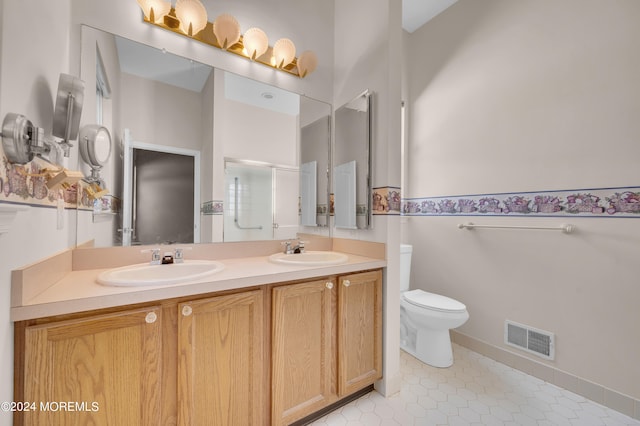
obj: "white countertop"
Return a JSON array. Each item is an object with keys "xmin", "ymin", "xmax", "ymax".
[{"xmin": 11, "ymin": 253, "xmax": 386, "ymax": 322}]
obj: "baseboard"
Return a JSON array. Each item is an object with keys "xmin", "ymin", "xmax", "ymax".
[{"xmin": 451, "ymin": 330, "xmax": 640, "ymax": 420}]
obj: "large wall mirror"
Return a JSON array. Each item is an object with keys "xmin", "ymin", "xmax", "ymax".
[
  {"xmin": 76, "ymin": 25, "xmax": 331, "ymax": 247},
  {"xmin": 334, "ymin": 90, "xmax": 372, "ymax": 230}
]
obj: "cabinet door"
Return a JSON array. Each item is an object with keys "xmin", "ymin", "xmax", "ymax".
[
  {"xmin": 338, "ymin": 270, "xmax": 383, "ymax": 396},
  {"xmin": 23, "ymin": 307, "xmax": 163, "ymax": 425},
  {"xmin": 178, "ymin": 290, "xmax": 264, "ymax": 426},
  {"xmin": 272, "ymin": 279, "xmax": 335, "ymax": 425}
]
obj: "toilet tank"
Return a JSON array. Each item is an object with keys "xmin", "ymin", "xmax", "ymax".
[{"xmin": 400, "ymin": 244, "xmax": 413, "ymax": 293}]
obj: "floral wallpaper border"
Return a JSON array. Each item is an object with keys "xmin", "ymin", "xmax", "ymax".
[
  {"xmin": 201, "ymin": 200, "xmax": 224, "ymax": 215},
  {"xmin": 372, "ymin": 186, "xmax": 402, "ymax": 215},
  {"xmin": 401, "ymin": 186, "xmax": 640, "ymax": 218},
  {"xmin": 1, "ymin": 157, "xmax": 99, "ymax": 210}
]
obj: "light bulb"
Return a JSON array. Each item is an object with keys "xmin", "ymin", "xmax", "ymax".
[
  {"xmin": 273, "ymin": 38, "xmax": 296, "ymax": 68},
  {"xmin": 175, "ymin": 0, "xmax": 208, "ymax": 36},
  {"xmin": 297, "ymin": 50, "xmax": 318, "ymax": 78},
  {"xmin": 213, "ymin": 14, "xmax": 241, "ymax": 50},
  {"xmin": 136, "ymin": 0, "xmax": 171, "ymax": 24},
  {"xmin": 243, "ymin": 27, "xmax": 269, "ymax": 60}
]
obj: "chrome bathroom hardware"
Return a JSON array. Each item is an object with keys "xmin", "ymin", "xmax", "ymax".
[
  {"xmin": 233, "ymin": 177, "xmax": 263, "ymax": 230},
  {"xmin": 291, "ymin": 239, "xmax": 306, "ymax": 253},
  {"xmin": 457, "ymin": 222, "xmax": 576, "ymax": 234},
  {"xmin": 141, "ymin": 248, "xmax": 161, "ymax": 264},
  {"xmin": 281, "ymin": 241, "xmax": 293, "ymax": 254},
  {"xmin": 173, "ymin": 247, "xmax": 192, "ymax": 263},
  {"xmin": 281, "ymin": 239, "xmax": 307, "ymax": 254}
]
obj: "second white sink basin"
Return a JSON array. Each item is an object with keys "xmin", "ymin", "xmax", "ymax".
[
  {"xmin": 97, "ymin": 260, "xmax": 225, "ymax": 287},
  {"xmin": 268, "ymin": 251, "xmax": 349, "ymax": 266}
]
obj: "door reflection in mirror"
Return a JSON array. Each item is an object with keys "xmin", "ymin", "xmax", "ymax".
[
  {"xmin": 122, "ymin": 130, "xmax": 201, "ymax": 246},
  {"xmin": 132, "ymin": 149, "xmax": 195, "ymax": 245}
]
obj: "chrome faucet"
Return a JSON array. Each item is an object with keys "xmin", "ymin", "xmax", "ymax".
[
  {"xmin": 141, "ymin": 248, "xmax": 161, "ymax": 265},
  {"xmin": 281, "ymin": 239, "xmax": 306, "ymax": 254},
  {"xmin": 282, "ymin": 241, "xmax": 293, "ymax": 254},
  {"xmin": 173, "ymin": 246, "xmax": 192, "ymax": 263},
  {"xmin": 292, "ymin": 240, "xmax": 306, "ymax": 253}
]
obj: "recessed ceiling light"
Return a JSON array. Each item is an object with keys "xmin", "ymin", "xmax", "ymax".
[{"xmin": 261, "ymin": 92, "xmax": 274, "ymax": 100}]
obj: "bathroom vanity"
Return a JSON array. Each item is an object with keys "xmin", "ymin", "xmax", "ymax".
[{"xmin": 11, "ymin": 240, "xmax": 385, "ymax": 425}]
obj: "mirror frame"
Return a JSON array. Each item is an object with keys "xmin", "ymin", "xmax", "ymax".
[{"xmin": 334, "ymin": 89, "xmax": 373, "ymax": 230}]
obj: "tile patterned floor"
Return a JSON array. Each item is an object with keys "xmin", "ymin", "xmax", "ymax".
[{"xmin": 310, "ymin": 344, "xmax": 640, "ymax": 426}]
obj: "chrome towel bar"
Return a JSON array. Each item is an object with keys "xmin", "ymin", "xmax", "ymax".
[{"xmin": 457, "ymin": 222, "xmax": 576, "ymax": 234}]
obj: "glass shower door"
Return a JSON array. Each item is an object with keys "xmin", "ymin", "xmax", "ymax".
[{"xmin": 223, "ymin": 162, "xmax": 299, "ymax": 242}]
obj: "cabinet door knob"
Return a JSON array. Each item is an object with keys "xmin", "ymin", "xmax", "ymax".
[
  {"xmin": 326, "ymin": 282, "xmax": 334, "ymax": 289},
  {"xmin": 182, "ymin": 305, "xmax": 193, "ymax": 317},
  {"xmin": 145, "ymin": 312, "xmax": 158, "ymax": 324},
  {"xmin": 343, "ymin": 279, "xmax": 351, "ymax": 287}
]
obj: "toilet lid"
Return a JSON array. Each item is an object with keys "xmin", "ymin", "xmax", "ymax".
[{"xmin": 403, "ymin": 289, "xmax": 467, "ymax": 313}]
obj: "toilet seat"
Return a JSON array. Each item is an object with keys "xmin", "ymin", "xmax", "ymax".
[{"xmin": 403, "ymin": 289, "xmax": 467, "ymax": 313}]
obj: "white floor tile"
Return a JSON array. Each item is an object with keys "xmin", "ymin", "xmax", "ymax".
[{"xmin": 309, "ymin": 345, "xmax": 640, "ymax": 426}]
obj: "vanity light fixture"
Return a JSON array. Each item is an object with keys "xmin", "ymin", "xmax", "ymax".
[
  {"xmin": 136, "ymin": 0, "xmax": 171, "ymax": 24},
  {"xmin": 175, "ymin": 0, "xmax": 208, "ymax": 36},
  {"xmin": 297, "ymin": 50, "xmax": 318, "ymax": 78},
  {"xmin": 272, "ymin": 38, "xmax": 296, "ymax": 69},
  {"xmin": 135, "ymin": 0, "xmax": 317, "ymax": 78},
  {"xmin": 243, "ymin": 27, "xmax": 269, "ymax": 60},
  {"xmin": 212, "ymin": 14, "xmax": 241, "ymax": 50}
]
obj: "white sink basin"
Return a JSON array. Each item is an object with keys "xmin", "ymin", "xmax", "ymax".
[
  {"xmin": 268, "ymin": 251, "xmax": 349, "ymax": 266},
  {"xmin": 97, "ymin": 260, "xmax": 225, "ymax": 287}
]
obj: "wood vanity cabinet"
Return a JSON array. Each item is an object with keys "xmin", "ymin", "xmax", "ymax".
[
  {"xmin": 15, "ymin": 290, "xmax": 265, "ymax": 426},
  {"xmin": 271, "ymin": 269, "xmax": 383, "ymax": 425},
  {"xmin": 15, "ymin": 268, "xmax": 382, "ymax": 426},
  {"xmin": 177, "ymin": 290, "xmax": 265, "ymax": 426},
  {"xmin": 337, "ymin": 270, "xmax": 383, "ymax": 396},
  {"xmin": 18, "ymin": 306, "xmax": 164, "ymax": 425},
  {"xmin": 271, "ymin": 278, "xmax": 336, "ymax": 425}
]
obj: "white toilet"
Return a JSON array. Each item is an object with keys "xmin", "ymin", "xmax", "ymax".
[{"xmin": 400, "ymin": 244, "xmax": 469, "ymax": 368}]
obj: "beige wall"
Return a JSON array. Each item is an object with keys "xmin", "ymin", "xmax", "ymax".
[
  {"xmin": 404, "ymin": 0, "xmax": 640, "ymax": 400},
  {"xmin": 0, "ymin": 1, "xmax": 77, "ymax": 422},
  {"xmin": 333, "ymin": 0, "xmax": 403, "ymax": 396}
]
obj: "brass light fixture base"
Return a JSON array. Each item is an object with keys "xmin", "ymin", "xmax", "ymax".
[{"xmin": 144, "ymin": 9, "xmax": 304, "ymax": 78}]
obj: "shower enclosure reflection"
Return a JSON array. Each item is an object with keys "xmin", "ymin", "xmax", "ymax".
[{"xmin": 224, "ymin": 161, "xmax": 298, "ymax": 242}]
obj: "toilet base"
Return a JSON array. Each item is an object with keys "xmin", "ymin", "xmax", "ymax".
[
  {"xmin": 401, "ymin": 327, "xmax": 454, "ymax": 368},
  {"xmin": 400, "ymin": 296, "xmax": 468, "ymax": 369},
  {"xmin": 416, "ymin": 327, "xmax": 454, "ymax": 368}
]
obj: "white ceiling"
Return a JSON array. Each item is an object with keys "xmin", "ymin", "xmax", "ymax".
[{"xmin": 402, "ymin": 0, "xmax": 459, "ymax": 33}]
